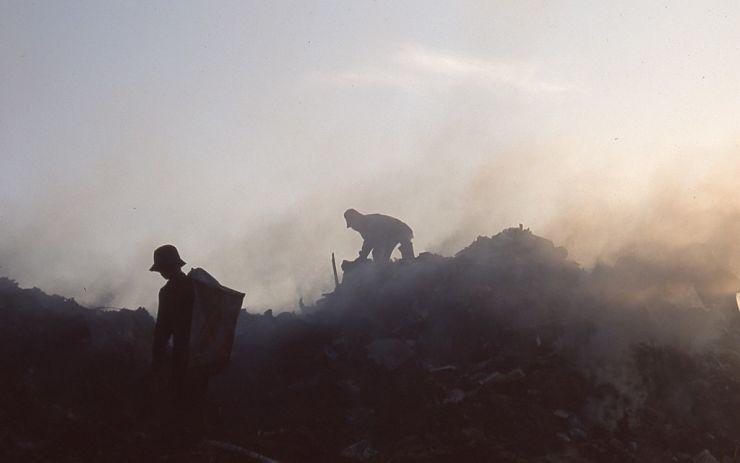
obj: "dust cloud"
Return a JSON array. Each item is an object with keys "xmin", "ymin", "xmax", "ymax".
[{"xmin": 2, "ymin": 143, "xmax": 740, "ymax": 313}]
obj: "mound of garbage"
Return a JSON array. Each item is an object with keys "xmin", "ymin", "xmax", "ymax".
[
  {"xmin": 0, "ymin": 278, "xmax": 154, "ymax": 461},
  {"xmin": 3, "ymin": 227, "xmax": 740, "ymax": 462}
]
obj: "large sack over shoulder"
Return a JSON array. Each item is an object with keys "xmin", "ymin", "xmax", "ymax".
[{"xmin": 187, "ymin": 268, "xmax": 245, "ymax": 373}]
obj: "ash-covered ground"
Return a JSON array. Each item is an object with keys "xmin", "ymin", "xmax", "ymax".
[{"xmin": 3, "ymin": 227, "xmax": 740, "ymax": 462}]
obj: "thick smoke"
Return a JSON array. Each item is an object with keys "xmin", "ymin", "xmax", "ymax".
[
  {"xmin": 2, "ymin": 145, "xmax": 740, "ymax": 313},
  {"xmin": 446, "ymin": 148, "xmax": 740, "ymax": 287}
]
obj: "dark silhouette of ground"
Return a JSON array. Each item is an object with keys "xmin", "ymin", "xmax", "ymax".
[{"xmin": 2, "ymin": 228, "xmax": 740, "ymax": 462}]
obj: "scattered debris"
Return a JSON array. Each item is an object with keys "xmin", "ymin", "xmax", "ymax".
[
  {"xmin": 693, "ymin": 449, "xmax": 720, "ymax": 463},
  {"xmin": 443, "ymin": 388, "xmax": 465, "ymax": 404},
  {"xmin": 428, "ymin": 364, "xmax": 457, "ymax": 373},
  {"xmin": 341, "ymin": 440, "xmax": 379, "ymax": 461},
  {"xmin": 365, "ymin": 338, "xmax": 414, "ymax": 371},
  {"xmin": 204, "ymin": 440, "xmax": 282, "ymax": 463}
]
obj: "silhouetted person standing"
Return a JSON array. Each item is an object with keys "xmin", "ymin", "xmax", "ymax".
[
  {"xmin": 344, "ymin": 209, "xmax": 415, "ymax": 264},
  {"xmin": 149, "ymin": 244, "xmax": 207, "ymax": 440},
  {"xmin": 151, "ymin": 244, "xmax": 194, "ymax": 395}
]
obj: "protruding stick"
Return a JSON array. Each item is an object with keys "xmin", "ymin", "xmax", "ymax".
[{"xmin": 331, "ymin": 252, "xmax": 340, "ymax": 289}]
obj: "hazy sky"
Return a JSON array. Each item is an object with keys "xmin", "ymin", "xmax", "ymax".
[{"xmin": 2, "ymin": 1, "xmax": 740, "ymax": 311}]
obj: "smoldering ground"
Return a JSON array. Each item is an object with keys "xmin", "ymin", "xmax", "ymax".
[{"xmin": 5, "ymin": 148, "xmax": 740, "ymax": 462}]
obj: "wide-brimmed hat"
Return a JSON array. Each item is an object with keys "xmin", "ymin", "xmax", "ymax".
[{"xmin": 149, "ymin": 244, "xmax": 186, "ymax": 272}]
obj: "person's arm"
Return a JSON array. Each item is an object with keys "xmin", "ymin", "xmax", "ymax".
[
  {"xmin": 171, "ymin": 280, "xmax": 194, "ymax": 392},
  {"xmin": 358, "ymin": 239, "xmax": 372, "ymax": 260},
  {"xmin": 152, "ymin": 289, "xmax": 170, "ymax": 370}
]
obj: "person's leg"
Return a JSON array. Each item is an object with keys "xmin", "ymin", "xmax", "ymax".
[
  {"xmin": 183, "ymin": 369, "xmax": 210, "ymax": 439},
  {"xmin": 399, "ymin": 239, "xmax": 414, "ymax": 261},
  {"xmin": 372, "ymin": 242, "xmax": 394, "ymax": 264}
]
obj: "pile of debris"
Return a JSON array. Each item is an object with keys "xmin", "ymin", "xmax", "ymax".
[
  {"xmin": 217, "ymin": 228, "xmax": 740, "ymax": 462},
  {"xmin": 0, "ymin": 277, "xmax": 154, "ymax": 461},
  {"xmin": 3, "ymin": 227, "xmax": 740, "ymax": 462}
]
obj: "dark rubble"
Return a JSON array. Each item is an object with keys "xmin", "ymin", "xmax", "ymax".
[{"xmin": 3, "ymin": 227, "xmax": 740, "ymax": 462}]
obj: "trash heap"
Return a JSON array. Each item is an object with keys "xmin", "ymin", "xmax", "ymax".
[
  {"xmin": 216, "ymin": 228, "xmax": 740, "ymax": 462},
  {"xmin": 4, "ymin": 227, "xmax": 740, "ymax": 462},
  {"xmin": 0, "ymin": 277, "xmax": 154, "ymax": 461}
]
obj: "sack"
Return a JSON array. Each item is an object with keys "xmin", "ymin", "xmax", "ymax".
[{"xmin": 187, "ymin": 268, "xmax": 245, "ymax": 374}]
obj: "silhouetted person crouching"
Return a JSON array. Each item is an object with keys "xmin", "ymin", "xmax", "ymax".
[{"xmin": 344, "ymin": 209, "xmax": 414, "ymax": 264}]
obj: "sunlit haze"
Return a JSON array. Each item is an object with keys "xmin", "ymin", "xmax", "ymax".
[{"xmin": 2, "ymin": 1, "xmax": 740, "ymax": 311}]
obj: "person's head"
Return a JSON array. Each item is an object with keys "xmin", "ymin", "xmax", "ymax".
[
  {"xmin": 149, "ymin": 244, "xmax": 186, "ymax": 280},
  {"xmin": 344, "ymin": 208, "xmax": 363, "ymax": 229}
]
